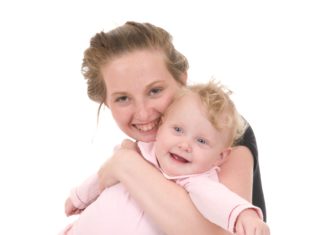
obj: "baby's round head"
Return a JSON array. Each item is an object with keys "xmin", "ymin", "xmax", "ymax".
[{"xmin": 174, "ymin": 80, "xmax": 247, "ymax": 147}]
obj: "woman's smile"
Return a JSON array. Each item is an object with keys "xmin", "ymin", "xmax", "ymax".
[{"xmin": 133, "ymin": 119, "xmax": 159, "ymax": 132}]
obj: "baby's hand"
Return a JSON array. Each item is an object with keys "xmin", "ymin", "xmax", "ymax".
[
  {"xmin": 235, "ymin": 209, "xmax": 270, "ymax": 235},
  {"xmin": 64, "ymin": 197, "xmax": 83, "ymax": 216}
]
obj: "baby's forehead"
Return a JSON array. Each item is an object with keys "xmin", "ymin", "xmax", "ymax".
[
  {"xmin": 164, "ymin": 92, "xmax": 207, "ymax": 119},
  {"xmin": 174, "ymin": 89, "xmax": 201, "ymax": 105},
  {"xmin": 169, "ymin": 91, "xmax": 200, "ymax": 107}
]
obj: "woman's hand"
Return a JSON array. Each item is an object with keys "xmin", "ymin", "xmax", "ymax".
[
  {"xmin": 97, "ymin": 139, "xmax": 139, "ymax": 192},
  {"xmin": 235, "ymin": 209, "xmax": 270, "ymax": 235},
  {"xmin": 119, "ymin": 139, "xmax": 139, "ymax": 150}
]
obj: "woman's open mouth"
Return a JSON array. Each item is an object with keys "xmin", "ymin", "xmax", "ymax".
[{"xmin": 133, "ymin": 120, "xmax": 159, "ymax": 132}]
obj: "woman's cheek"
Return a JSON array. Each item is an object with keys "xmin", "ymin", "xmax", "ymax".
[
  {"xmin": 111, "ymin": 107, "xmax": 129, "ymax": 126},
  {"xmin": 159, "ymin": 95, "xmax": 174, "ymax": 113}
]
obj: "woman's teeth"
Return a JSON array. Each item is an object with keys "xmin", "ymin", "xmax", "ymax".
[{"xmin": 135, "ymin": 121, "xmax": 158, "ymax": 132}]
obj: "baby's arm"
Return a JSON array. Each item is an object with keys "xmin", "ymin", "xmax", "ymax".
[
  {"xmin": 65, "ymin": 174, "xmax": 101, "ymax": 216},
  {"xmin": 178, "ymin": 175, "xmax": 268, "ymax": 235},
  {"xmin": 65, "ymin": 144, "xmax": 124, "ymax": 216}
]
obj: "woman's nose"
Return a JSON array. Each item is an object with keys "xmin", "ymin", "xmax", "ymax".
[{"xmin": 135, "ymin": 102, "xmax": 151, "ymax": 121}]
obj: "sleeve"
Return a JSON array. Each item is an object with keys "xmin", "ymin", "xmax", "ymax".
[
  {"xmin": 177, "ymin": 176, "xmax": 263, "ymax": 233},
  {"xmin": 69, "ymin": 174, "xmax": 101, "ymax": 209}
]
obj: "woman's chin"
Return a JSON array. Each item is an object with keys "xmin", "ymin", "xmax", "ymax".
[{"xmin": 132, "ymin": 130, "xmax": 157, "ymax": 143}]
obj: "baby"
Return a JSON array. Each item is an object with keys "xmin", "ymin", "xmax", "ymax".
[{"xmin": 61, "ymin": 80, "xmax": 267, "ymax": 235}]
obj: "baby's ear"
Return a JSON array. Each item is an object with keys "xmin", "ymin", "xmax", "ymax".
[
  {"xmin": 221, "ymin": 147, "xmax": 232, "ymax": 159},
  {"xmin": 217, "ymin": 147, "xmax": 232, "ymax": 165}
]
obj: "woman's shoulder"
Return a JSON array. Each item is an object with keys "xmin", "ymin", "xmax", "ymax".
[{"xmin": 235, "ymin": 122, "xmax": 259, "ymax": 169}]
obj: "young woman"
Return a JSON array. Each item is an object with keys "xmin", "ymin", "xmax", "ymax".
[{"xmin": 81, "ymin": 21, "xmax": 266, "ymax": 235}]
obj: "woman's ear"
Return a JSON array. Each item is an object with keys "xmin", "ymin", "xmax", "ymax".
[
  {"xmin": 104, "ymin": 100, "xmax": 110, "ymax": 109},
  {"xmin": 180, "ymin": 72, "xmax": 188, "ymax": 85}
]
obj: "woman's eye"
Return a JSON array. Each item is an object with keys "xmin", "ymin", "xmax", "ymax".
[
  {"xmin": 197, "ymin": 138, "xmax": 207, "ymax": 145},
  {"xmin": 149, "ymin": 87, "xmax": 162, "ymax": 96},
  {"xmin": 115, "ymin": 96, "xmax": 129, "ymax": 103}
]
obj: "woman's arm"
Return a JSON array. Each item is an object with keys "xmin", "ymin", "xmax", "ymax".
[
  {"xmin": 218, "ymin": 145, "xmax": 254, "ymax": 202},
  {"xmin": 98, "ymin": 140, "xmax": 233, "ymax": 235}
]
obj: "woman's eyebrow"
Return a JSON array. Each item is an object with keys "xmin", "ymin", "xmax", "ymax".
[
  {"xmin": 110, "ymin": 91, "xmax": 128, "ymax": 97},
  {"xmin": 145, "ymin": 80, "xmax": 164, "ymax": 89},
  {"xmin": 110, "ymin": 81, "xmax": 165, "ymax": 96}
]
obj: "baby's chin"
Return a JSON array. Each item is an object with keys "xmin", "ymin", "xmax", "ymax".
[
  {"xmin": 158, "ymin": 163, "xmax": 183, "ymax": 178},
  {"xmin": 160, "ymin": 168, "xmax": 183, "ymax": 178}
]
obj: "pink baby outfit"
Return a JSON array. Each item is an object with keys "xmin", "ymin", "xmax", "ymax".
[{"xmin": 60, "ymin": 142, "xmax": 263, "ymax": 235}]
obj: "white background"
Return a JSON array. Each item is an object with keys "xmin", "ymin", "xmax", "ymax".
[{"xmin": 1, "ymin": 0, "xmax": 323, "ymax": 234}]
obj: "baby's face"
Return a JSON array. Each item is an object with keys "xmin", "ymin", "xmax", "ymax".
[{"xmin": 154, "ymin": 92, "xmax": 228, "ymax": 177}]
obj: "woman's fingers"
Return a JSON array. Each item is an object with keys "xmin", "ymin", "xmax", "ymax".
[{"xmin": 120, "ymin": 139, "xmax": 136, "ymax": 149}]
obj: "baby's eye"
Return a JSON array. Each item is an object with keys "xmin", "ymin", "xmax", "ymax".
[
  {"xmin": 115, "ymin": 96, "xmax": 129, "ymax": 103},
  {"xmin": 149, "ymin": 87, "xmax": 163, "ymax": 96},
  {"xmin": 173, "ymin": 126, "xmax": 183, "ymax": 133},
  {"xmin": 197, "ymin": 138, "xmax": 208, "ymax": 145}
]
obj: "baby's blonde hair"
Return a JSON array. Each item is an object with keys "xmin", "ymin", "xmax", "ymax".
[{"xmin": 176, "ymin": 80, "xmax": 247, "ymax": 147}]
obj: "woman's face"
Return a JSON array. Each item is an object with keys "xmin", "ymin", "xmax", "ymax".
[{"xmin": 102, "ymin": 50, "xmax": 186, "ymax": 142}]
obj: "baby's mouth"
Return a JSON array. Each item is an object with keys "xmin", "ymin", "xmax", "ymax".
[{"xmin": 170, "ymin": 153, "xmax": 189, "ymax": 163}]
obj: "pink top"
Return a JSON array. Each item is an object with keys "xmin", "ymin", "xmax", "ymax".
[{"xmin": 62, "ymin": 142, "xmax": 263, "ymax": 235}]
